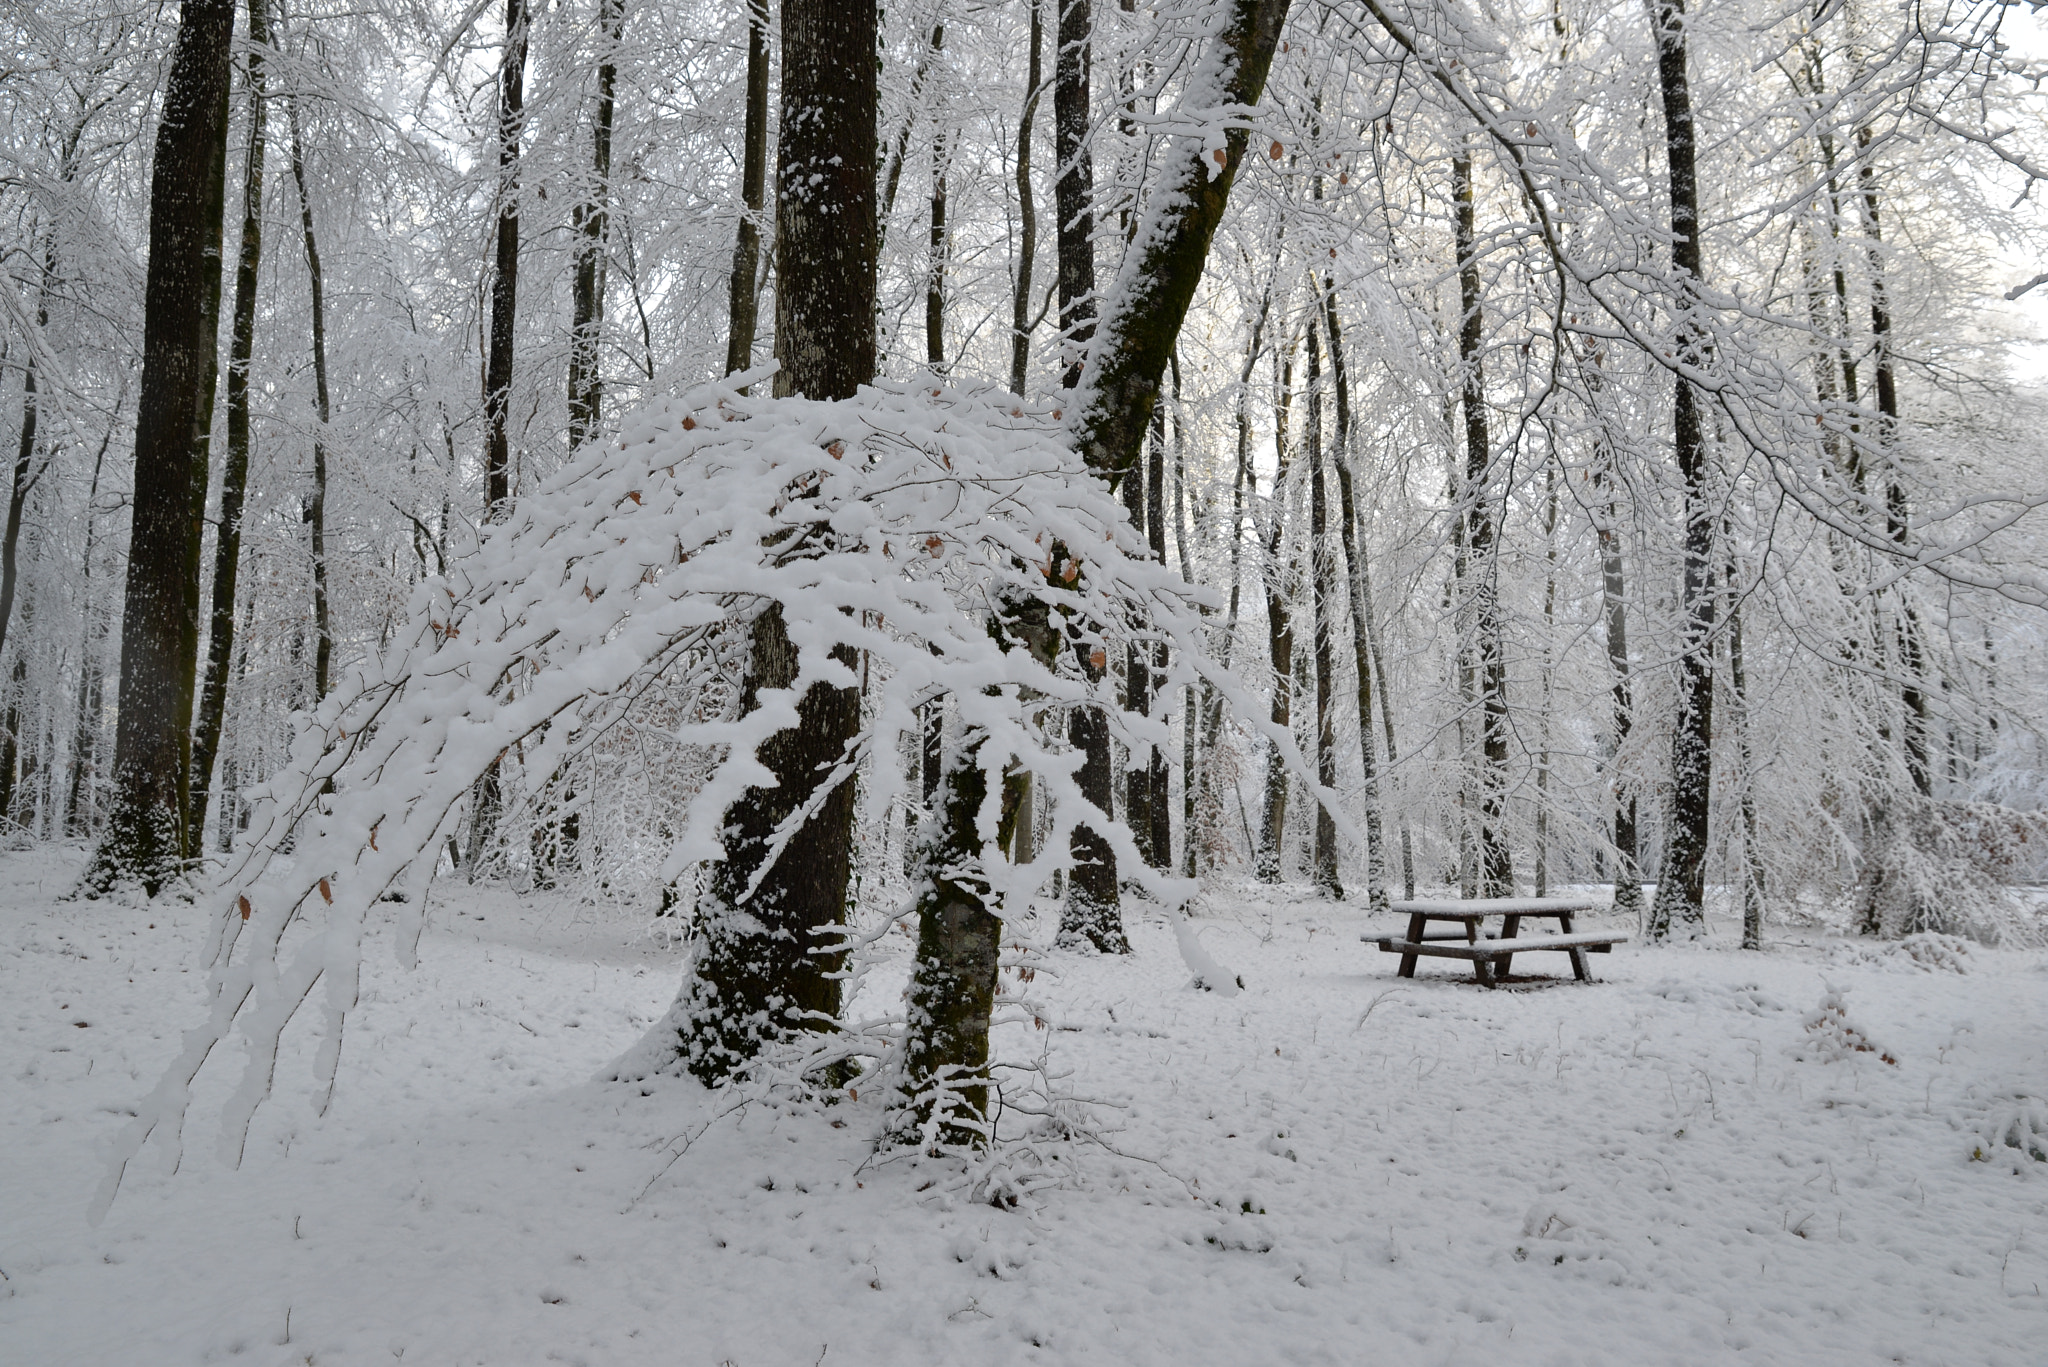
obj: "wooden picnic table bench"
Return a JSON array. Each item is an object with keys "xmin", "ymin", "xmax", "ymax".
[{"xmin": 1364, "ymin": 897, "xmax": 1628, "ymax": 987}]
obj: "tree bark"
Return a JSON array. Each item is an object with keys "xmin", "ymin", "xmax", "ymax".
[
  {"xmin": 1010, "ymin": 0, "xmax": 1043, "ymax": 396},
  {"xmin": 1066, "ymin": 0, "xmax": 1291, "ymax": 484},
  {"xmin": 189, "ymin": 0, "xmax": 270, "ymax": 846},
  {"xmin": 1325, "ymin": 287, "xmax": 1386, "ymax": 914},
  {"xmin": 926, "ymin": 46, "xmax": 949, "ymax": 372},
  {"xmin": 1257, "ymin": 336, "xmax": 1295, "ymax": 883},
  {"xmin": 285, "ymin": 80, "xmax": 332, "ymax": 700},
  {"xmin": 1585, "ymin": 344, "xmax": 1641, "ymax": 920},
  {"xmin": 571, "ymin": 0, "xmax": 624, "ymax": 433},
  {"xmin": 724, "ymin": 0, "xmax": 769, "ymax": 379},
  {"xmin": 81, "ymin": 0, "xmax": 235, "ymax": 895},
  {"xmin": 676, "ymin": 0, "xmax": 877, "ymax": 1082},
  {"xmin": 1054, "ymin": 0, "xmax": 1095, "ymax": 389},
  {"xmin": 482, "ymin": 0, "xmax": 526, "ymax": 520},
  {"xmin": 1452, "ymin": 148, "xmax": 1511, "ymax": 898},
  {"xmin": 1305, "ymin": 313, "xmax": 1340, "ymax": 897},
  {"xmin": 1646, "ymin": 0, "xmax": 1715, "ymax": 939}
]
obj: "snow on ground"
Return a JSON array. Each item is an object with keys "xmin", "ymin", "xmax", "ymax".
[{"xmin": 3, "ymin": 844, "xmax": 2046, "ymax": 1366}]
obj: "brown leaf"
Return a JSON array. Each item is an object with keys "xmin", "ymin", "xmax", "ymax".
[
  {"xmin": 318, "ymin": 879, "xmax": 333, "ymax": 905},
  {"xmin": 1269, "ymin": 140, "xmax": 1284, "ymax": 159},
  {"xmin": 237, "ymin": 895, "xmax": 252, "ymax": 922}
]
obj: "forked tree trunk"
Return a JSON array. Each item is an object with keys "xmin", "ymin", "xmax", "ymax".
[
  {"xmin": 1646, "ymin": 0, "xmax": 1715, "ymax": 939},
  {"xmin": 189, "ymin": 0, "xmax": 271, "ymax": 846},
  {"xmin": 677, "ymin": 0, "xmax": 877, "ymax": 1084},
  {"xmin": 81, "ymin": 0, "xmax": 235, "ymax": 896}
]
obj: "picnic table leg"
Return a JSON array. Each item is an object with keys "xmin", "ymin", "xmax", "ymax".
[
  {"xmin": 1498, "ymin": 913, "xmax": 1521, "ymax": 979},
  {"xmin": 1559, "ymin": 912, "xmax": 1592, "ymax": 981},
  {"xmin": 1397, "ymin": 912, "xmax": 1425, "ymax": 979},
  {"xmin": 1473, "ymin": 957, "xmax": 1497, "ymax": 988}
]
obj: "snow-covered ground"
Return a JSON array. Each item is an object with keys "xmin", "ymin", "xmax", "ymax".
[{"xmin": 4, "ymin": 844, "xmax": 2046, "ymax": 1366}]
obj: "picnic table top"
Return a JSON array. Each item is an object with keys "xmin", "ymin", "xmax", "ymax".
[{"xmin": 1389, "ymin": 897, "xmax": 1600, "ymax": 919}]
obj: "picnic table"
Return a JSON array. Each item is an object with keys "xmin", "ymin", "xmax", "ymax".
[{"xmin": 1365, "ymin": 896, "xmax": 1628, "ymax": 987}]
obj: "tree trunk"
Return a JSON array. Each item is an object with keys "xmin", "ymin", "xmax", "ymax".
[
  {"xmin": 1122, "ymin": 419, "xmax": 1155, "ymax": 868},
  {"xmin": 1534, "ymin": 461, "xmax": 1558, "ymax": 896},
  {"xmin": 1325, "ymin": 288, "xmax": 1386, "ymax": 913},
  {"xmin": 1066, "ymin": 0, "xmax": 1292, "ymax": 483},
  {"xmin": 1257, "ymin": 337, "xmax": 1295, "ymax": 883},
  {"xmin": 1010, "ymin": 0, "xmax": 1042, "ymax": 396},
  {"xmin": 1855, "ymin": 129, "xmax": 1931, "ymax": 799},
  {"xmin": 926, "ymin": 70, "xmax": 949, "ymax": 371},
  {"xmin": 482, "ymin": 0, "xmax": 526, "ymax": 520},
  {"xmin": 572, "ymin": 0, "xmax": 624, "ymax": 432},
  {"xmin": 81, "ymin": 0, "xmax": 235, "ymax": 896},
  {"xmin": 1305, "ymin": 313, "xmax": 1340, "ymax": 897},
  {"xmin": 1728, "ymin": 540, "xmax": 1763, "ymax": 948},
  {"xmin": 1586, "ymin": 346, "xmax": 1641, "ymax": 920},
  {"xmin": 1452, "ymin": 148, "xmax": 1512, "ymax": 897},
  {"xmin": 1646, "ymin": 0, "xmax": 1714, "ymax": 939},
  {"xmin": 900, "ymin": 731, "xmax": 1003, "ymax": 1146},
  {"xmin": 723, "ymin": 0, "xmax": 769, "ymax": 379},
  {"xmin": 286, "ymin": 82, "xmax": 332, "ymax": 701},
  {"xmin": 1146, "ymin": 391, "xmax": 1171, "ymax": 869},
  {"xmin": 676, "ymin": 0, "xmax": 877, "ymax": 1083},
  {"xmin": 1054, "ymin": 0, "xmax": 1096, "ymax": 389},
  {"xmin": 189, "ymin": 0, "xmax": 270, "ymax": 846},
  {"xmin": 68, "ymin": 415, "xmax": 118, "ymax": 838}
]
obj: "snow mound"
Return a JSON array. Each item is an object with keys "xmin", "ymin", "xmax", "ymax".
[
  {"xmin": 1645, "ymin": 977, "xmax": 1789, "ymax": 1013},
  {"xmin": 1831, "ymin": 931, "xmax": 1975, "ymax": 974}
]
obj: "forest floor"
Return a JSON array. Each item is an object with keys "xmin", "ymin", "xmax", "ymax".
[{"xmin": 3, "ymin": 844, "xmax": 2046, "ymax": 1366}]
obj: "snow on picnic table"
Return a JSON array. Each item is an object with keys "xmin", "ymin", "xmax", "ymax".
[{"xmin": 2, "ymin": 845, "xmax": 2045, "ymax": 1366}]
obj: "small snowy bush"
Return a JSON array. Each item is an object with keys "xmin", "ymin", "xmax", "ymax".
[
  {"xmin": 1969, "ymin": 1093, "xmax": 2048, "ymax": 1170},
  {"xmin": 1794, "ymin": 985, "xmax": 1897, "ymax": 1066}
]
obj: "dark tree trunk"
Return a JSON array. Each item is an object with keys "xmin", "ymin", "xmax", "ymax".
[
  {"xmin": 1325, "ymin": 287, "xmax": 1386, "ymax": 913},
  {"xmin": 926, "ymin": 76, "xmax": 948, "ymax": 371},
  {"xmin": 1646, "ymin": 0, "xmax": 1714, "ymax": 939},
  {"xmin": 1054, "ymin": 0, "xmax": 1095, "ymax": 389},
  {"xmin": 1305, "ymin": 315, "xmax": 1340, "ymax": 897},
  {"xmin": 1121, "ymin": 417, "xmax": 1155, "ymax": 868},
  {"xmin": 482, "ymin": 0, "xmax": 526, "ymax": 520},
  {"xmin": 571, "ymin": 0, "xmax": 624, "ymax": 434},
  {"xmin": 724, "ymin": 0, "xmax": 769, "ymax": 379},
  {"xmin": 676, "ymin": 0, "xmax": 877, "ymax": 1083},
  {"xmin": 1065, "ymin": 0, "xmax": 1291, "ymax": 483},
  {"xmin": 286, "ymin": 83, "xmax": 332, "ymax": 700},
  {"xmin": 1257, "ymin": 340, "xmax": 1295, "ymax": 883},
  {"xmin": 81, "ymin": 0, "xmax": 235, "ymax": 896},
  {"xmin": 1146, "ymin": 392, "xmax": 1170, "ymax": 868},
  {"xmin": 189, "ymin": 0, "xmax": 270, "ymax": 846},
  {"xmin": 1452, "ymin": 149, "xmax": 1511, "ymax": 898},
  {"xmin": 1855, "ymin": 130, "xmax": 1930, "ymax": 799},
  {"xmin": 1010, "ymin": 0, "xmax": 1042, "ymax": 396}
]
